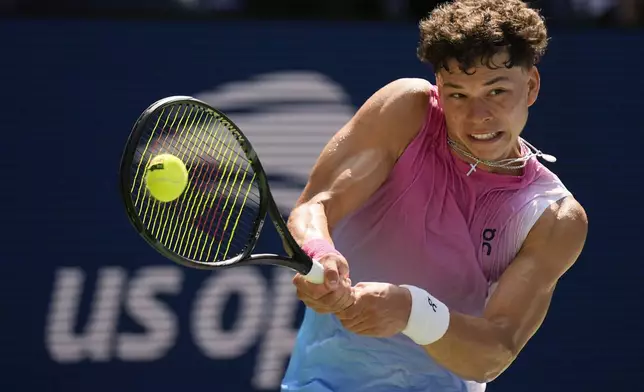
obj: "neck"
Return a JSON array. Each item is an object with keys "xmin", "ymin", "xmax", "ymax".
[{"xmin": 446, "ymin": 137, "xmax": 527, "ymax": 176}]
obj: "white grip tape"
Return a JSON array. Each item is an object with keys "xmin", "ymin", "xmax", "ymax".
[
  {"xmin": 400, "ymin": 285, "xmax": 450, "ymax": 345},
  {"xmin": 303, "ymin": 259, "xmax": 325, "ymax": 284}
]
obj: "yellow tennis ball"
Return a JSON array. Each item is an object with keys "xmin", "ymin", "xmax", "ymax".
[{"xmin": 145, "ymin": 154, "xmax": 189, "ymax": 202}]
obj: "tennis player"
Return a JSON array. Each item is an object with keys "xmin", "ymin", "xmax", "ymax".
[{"xmin": 281, "ymin": 1, "xmax": 588, "ymax": 391}]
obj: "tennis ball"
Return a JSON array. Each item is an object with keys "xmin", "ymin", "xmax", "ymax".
[{"xmin": 145, "ymin": 153, "xmax": 189, "ymax": 202}]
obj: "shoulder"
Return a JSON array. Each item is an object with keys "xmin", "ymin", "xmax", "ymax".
[
  {"xmin": 522, "ymin": 196, "xmax": 588, "ymax": 277},
  {"xmin": 554, "ymin": 197, "xmax": 588, "ymax": 250},
  {"xmin": 372, "ymin": 78, "xmax": 435, "ymax": 111},
  {"xmin": 356, "ymin": 78, "xmax": 437, "ymax": 157},
  {"xmin": 540, "ymin": 196, "xmax": 588, "ymax": 239}
]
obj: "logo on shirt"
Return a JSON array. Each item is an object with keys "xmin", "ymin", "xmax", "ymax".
[{"xmin": 482, "ymin": 228, "xmax": 497, "ymax": 256}]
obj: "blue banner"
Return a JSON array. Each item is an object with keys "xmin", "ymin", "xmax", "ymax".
[{"xmin": 0, "ymin": 20, "xmax": 641, "ymax": 392}]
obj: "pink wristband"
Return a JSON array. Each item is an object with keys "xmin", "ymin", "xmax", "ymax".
[{"xmin": 301, "ymin": 238, "xmax": 340, "ymax": 261}]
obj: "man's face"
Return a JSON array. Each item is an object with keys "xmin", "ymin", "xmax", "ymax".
[{"xmin": 436, "ymin": 52, "xmax": 540, "ymax": 162}]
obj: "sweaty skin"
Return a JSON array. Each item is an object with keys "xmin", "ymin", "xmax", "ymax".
[
  {"xmin": 289, "ymin": 73, "xmax": 587, "ymax": 382},
  {"xmin": 288, "ymin": 79, "xmax": 425, "ymax": 313}
]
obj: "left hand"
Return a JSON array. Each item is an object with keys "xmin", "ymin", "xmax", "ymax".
[{"xmin": 336, "ymin": 282, "xmax": 411, "ymax": 337}]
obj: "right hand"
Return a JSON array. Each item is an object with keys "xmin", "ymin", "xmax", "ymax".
[{"xmin": 292, "ymin": 253, "xmax": 354, "ymax": 314}]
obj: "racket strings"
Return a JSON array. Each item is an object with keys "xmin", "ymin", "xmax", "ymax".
[
  {"xmin": 139, "ymin": 108, "xmax": 257, "ymax": 260},
  {"xmin": 129, "ymin": 102, "xmax": 262, "ymax": 263},
  {"xmin": 145, "ymin": 105, "xmax": 201, "ymax": 240}
]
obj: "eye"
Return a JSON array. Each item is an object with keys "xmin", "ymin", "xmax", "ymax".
[
  {"xmin": 489, "ymin": 89, "xmax": 506, "ymax": 96},
  {"xmin": 449, "ymin": 93, "xmax": 466, "ymax": 99}
]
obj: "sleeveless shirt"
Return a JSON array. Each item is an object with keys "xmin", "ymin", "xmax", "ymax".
[{"xmin": 282, "ymin": 84, "xmax": 571, "ymax": 392}]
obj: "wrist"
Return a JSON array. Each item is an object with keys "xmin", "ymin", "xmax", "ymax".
[
  {"xmin": 399, "ymin": 284, "xmax": 450, "ymax": 345},
  {"xmin": 301, "ymin": 238, "xmax": 340, "ymax": 261}
]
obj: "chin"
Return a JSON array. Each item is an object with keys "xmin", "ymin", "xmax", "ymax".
[{"xmin": 461, "ymin": 133, "xmax": 514, "ymax": 161}]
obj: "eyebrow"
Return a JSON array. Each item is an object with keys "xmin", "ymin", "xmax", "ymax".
[{"xmin": 443, "ymin": 76, "xmax": 510, "ymax": 89}]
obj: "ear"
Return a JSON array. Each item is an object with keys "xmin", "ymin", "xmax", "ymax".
[
  {"xmin": 435, "ymin": 73, "xmax": 443, "ymax": 90},
  {"xmin": 435, "ymin": 73, "xmax": 446, "ymax": 103},
  {"xmin": 527, "ymin": 67, "xmax": 540, "ymax": 107}
]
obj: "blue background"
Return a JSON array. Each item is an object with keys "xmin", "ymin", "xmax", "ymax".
[{"xmin": 0, "ymin": 19, "xmax": 642, "ymax": 391}]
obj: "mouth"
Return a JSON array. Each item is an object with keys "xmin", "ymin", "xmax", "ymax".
[{"xmin": 468, "ymin": 132, "xmax": 503, "ymax": 142}]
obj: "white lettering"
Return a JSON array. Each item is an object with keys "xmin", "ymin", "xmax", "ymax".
[
  {"xmin": 191, "ymin": 267, "xmax": 267, "ymax": 359},
  {"xmin": 117, "ymin": 266, "xmax": 183, "ymax": 361},
  {"xmin": 45, "ymin": 267, "xmax": 126, "ymax": 363},
  {"xmin": 253, "ymin": 268, "xmax": 300, "ymax": 390},
  {"xmin": 44, "ymin": 263, "xmax": 302, "ymax": 386}
]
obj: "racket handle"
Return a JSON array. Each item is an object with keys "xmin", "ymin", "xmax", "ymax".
[{"xmin": 303, "ymin": 259, "xmax": 325, "ymax": 284}]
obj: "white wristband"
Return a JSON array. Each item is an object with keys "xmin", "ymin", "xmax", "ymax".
[{"xmin": 400, "ymin": 285, "xmax": 450, "ymax": 345}]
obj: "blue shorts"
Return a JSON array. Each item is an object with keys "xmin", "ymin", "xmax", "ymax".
[{"xmin": 281, "ymin": 309, "xmax": 482, "ymax": 392}]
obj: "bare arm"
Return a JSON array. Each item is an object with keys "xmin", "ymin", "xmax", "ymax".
[
  {"xmin": 287, "ymin": 78, "xmax": 431, "ymax": 247},
  {"xmin": 421, "ymin": 196, "xmax": 588, "ymax": 382}
]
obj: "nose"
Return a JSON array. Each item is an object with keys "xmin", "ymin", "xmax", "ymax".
[{"xmin": 468, "ymin": 98, "xmax": 493, "ymax": 123}]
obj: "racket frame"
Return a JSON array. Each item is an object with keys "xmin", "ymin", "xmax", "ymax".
[{"xmin": 119, "ymin": 96, "xmax": 321, "ymax": 279}]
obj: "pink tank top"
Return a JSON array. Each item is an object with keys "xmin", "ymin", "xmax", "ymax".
[{"xmin": 332, "ymin": 85, "xmax": 571, "ymax": 316}]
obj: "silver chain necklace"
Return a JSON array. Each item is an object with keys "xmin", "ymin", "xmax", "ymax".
[{"xmin": 447, "ymin": 137, "xmax": 557, "ymax": 176}]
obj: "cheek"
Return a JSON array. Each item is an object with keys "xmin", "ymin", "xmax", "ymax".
[
  {"xmin": 496, "ymin": 95, "xmax": 522, "ymax": 118},
  {"xmin": 444, "ymin": 112, "xmax": 463, "ymax": 133},
  {"xmin": 504, "ymin": 100, "xmax": 529, "ymax": 130},
  {"xmin": 442, "ymin": 103, "xmax": 464, "ymax": 126}
]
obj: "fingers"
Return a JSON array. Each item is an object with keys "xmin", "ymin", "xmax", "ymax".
[
  {"xmin": 318, "ymin": 253, "xmax": 348, "ymax": 290},
  {"xmin": 342, "ymin": 321, "xmax": 382, "ymax": 337},
  {"xmin": 336, "ymin": 299, "xmax": 361, "ymax": 321},
  {"xmin": 337, "ymin": 298, "xmax": 379, "ymax": 336},
  {"xmin": 292, "ymin": 252, "xmax": 354, "ymax": 313},
  {"xmin": 293, "ymin": 274, "xmax": 330, "ymax": 300},
  {"xmin": 296, "ymin": 277, "xmax": 354, "ymax": 313},
  {"xmin": 337, "ymin": 300, "xmax": 371, "ymax": 332},
  {"xmin": 335, "ymin": 282, "xmax": 355, "ymax": 310},
  {"xmin": 298, "ymin": 293, "xmax": 349, "ymax": 314},
  {"xmin": 338, "ymin": 315, "xmax": 364, "ymax": 330},
  {"xmin": 336, "ymin": 285, "xmax": 367, "ymax": 326},
  {"xmin": 334, "ymin": 254, "xmax": 350, "ymax": 280},
  {"xmin": 340, "ymin": 318, "xmax": 369, "ymax": 334},
  {"xmin": 292, "ymin": 253, "xmax": 350, "ymax": 296}
]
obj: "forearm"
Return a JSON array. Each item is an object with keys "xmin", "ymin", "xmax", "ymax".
[
  {"xmin": 287, "ymin": 194, "xmax": 334, "ymax": 246},
  {"xmin": 285, "ymin": 84, "xmax": 412, "ymax": 247},
  {"xmin": 422, "ymin": 312, "xmax": 515, "ymax": 383},
  {"xmin": 399, "ymin": 286, "xmax": 518, "ymax": 383}
]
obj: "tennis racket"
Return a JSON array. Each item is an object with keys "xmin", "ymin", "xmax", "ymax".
[{"xmin": 118, "ymin": 96, "xmax": 324, "ymax": 283}]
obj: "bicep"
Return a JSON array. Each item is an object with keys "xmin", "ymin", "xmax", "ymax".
[
  {"xmin": 483, "ymin": 197, "xmax": 588, "ymax": 353},
  {"xmin": 296, "ymin": 79, "xmax": 431, "ymax": 228},
  {"xmin": 300, "ymin": 130, "xmax": 394, "ymax": 228}
]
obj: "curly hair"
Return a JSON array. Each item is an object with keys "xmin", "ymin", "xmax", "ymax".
[{"xmin": 417, "ymin": 0, "xmax": 549, "ymax": 74}]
